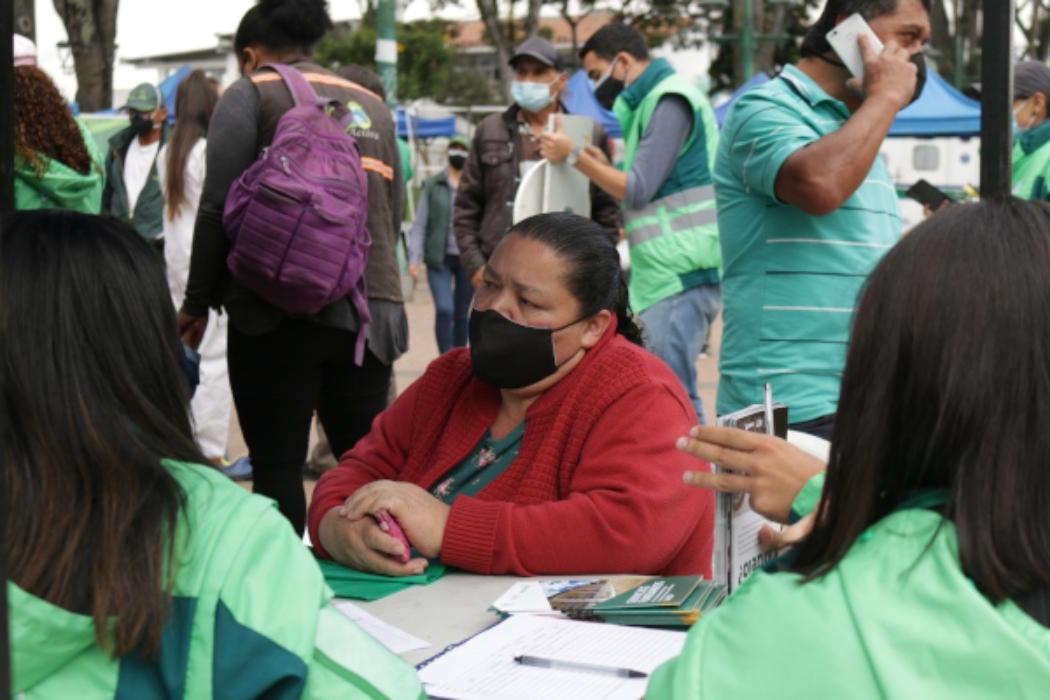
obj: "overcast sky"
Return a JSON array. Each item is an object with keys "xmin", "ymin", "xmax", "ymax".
[
  {"xmin": 33, "ymin": 0, "xmax": 708, "ymax": 104},
  {"xmin": 35, "ymin": 0, "xmax": 475, "ymax": 99}
]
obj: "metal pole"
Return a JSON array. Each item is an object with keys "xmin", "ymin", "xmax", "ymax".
[
  {"xmin": 0, "ymin": 4, "xmax": 14, "ymax": 697},
  {"xmin": 375, "ymin": 0, "xmax": 398, "ymax": 108},
  {"xmin": 741, "ymin": 0, "xmax": 755, "ymax": 83},
  {"xmin": 980, "ymin": 0, "xmax": 1014, "ymax": 198}
]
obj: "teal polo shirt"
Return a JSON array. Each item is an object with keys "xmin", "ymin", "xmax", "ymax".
[{"xmin": 714, "ymin": 65, "xmax": 902, "ymax": 423}]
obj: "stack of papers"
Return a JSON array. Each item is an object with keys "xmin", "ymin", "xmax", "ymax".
[
  {"xmin": 418, "ymin": 613, "xmax": 686, "ymax": 700},
  {"xmin": 491, "ymin": 576, "xmax": 726, "ymax": 627}
]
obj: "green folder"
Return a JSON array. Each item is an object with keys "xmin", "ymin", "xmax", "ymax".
[{"xmin": 315, "ymin": 556, "xmax": 448, "ymax": 601}]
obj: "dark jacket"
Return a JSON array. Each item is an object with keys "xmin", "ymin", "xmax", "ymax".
[
  {"xmin": 453, "ymin": 104, "xmax": 622, "ymax": 275},
  {"xmin": 181, "ymin": 59, "xmax": 404, "ymax": 338},
  {"xmin": 102, "ymin": 123, "xmax": 171, "ymax": 239}
]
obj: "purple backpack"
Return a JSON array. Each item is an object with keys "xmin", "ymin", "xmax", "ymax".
[{"xmin": 223, "ymin": 63, "xmax": 371, "ymax": 363}]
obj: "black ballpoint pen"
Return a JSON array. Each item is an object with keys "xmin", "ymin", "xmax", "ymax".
[{"xmin": 514, "ymin": 655, "xmax": 648, "ymax": 679}]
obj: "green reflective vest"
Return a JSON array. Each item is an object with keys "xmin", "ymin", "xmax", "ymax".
[{"xmin": 615, "ymin": 59, "xmax": 721, "ymax": 313}]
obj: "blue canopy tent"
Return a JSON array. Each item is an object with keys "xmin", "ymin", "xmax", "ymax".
[
  {"xmin": 715, "ymin": 72, "xmax": 771, "ymax": 126},
  {"xmin": 562, "ymin": 70, "xmax": 622, "ymax": 138},
  {"xmin": 888, "ymin": 69, "xmax": 980, "ymax": 137},
  {"xmin": 713, "ymin": 68, "xmax": 981, "ymax": 138},
  {"xmin": 396, "ymin": 108, "xmax": 457, "ymax": 139}
]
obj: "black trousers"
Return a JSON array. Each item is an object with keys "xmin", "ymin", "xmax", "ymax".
[
  {"xmin": 227, "ymin": 318, "xmax": 392, "ymax": 535},
  {"xmin": 789, "ymin": 413, "xmax": 835, "ymax": 442}
]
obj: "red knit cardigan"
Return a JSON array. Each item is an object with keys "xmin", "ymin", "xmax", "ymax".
[{"xmin": 309, "ymin": 325, "xmax": 715, "ymax": 577}]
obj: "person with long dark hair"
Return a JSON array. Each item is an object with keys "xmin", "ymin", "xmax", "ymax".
[
  {"xmin": 177, "ymin": 0, "xmax": 407, "ymax": 533},
  {"xmin": 12, "ymin": 36, "xmax": 104, "ymax": 214},
  {"xmin": 649, "ymin": 199, "xmax": 1050, "ymax": 697},
  {"xmin": 310, "ymin": 212, "xmax": 715, "ymax": 577},
  {"xmin": 157, "ymin": 70, "xmax": 231, "ymax": 465},
  {"xmin": 2, "ymin": 211, "xmax": 422, "ymax": 698}
]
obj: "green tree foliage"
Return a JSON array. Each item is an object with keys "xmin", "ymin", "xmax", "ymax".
[{"xmin": 314, "ymin": 20, "xmax": 498, "ymax": 105}]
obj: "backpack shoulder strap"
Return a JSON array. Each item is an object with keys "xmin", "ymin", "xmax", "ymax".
[{"xmin": 261, "ymin": 63, "xmax": 319, "ymax": 108}]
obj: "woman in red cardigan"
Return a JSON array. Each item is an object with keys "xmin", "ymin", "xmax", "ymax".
[{"xmin": 309, "ymin": 212, "xmax": 714, "ymax": 577}]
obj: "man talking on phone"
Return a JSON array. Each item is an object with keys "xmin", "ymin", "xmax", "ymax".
[{"xmin": 715, "ymin": 0, "xmax": 930, "ymax": 440}]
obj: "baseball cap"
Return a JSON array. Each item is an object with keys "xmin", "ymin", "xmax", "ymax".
[
  {"xmin": 14, "ymin": 34, "xmax": 36, "ymax": 67},
  {"xmin": 123, "ymin": 82, "xmax": 163, "ymax": 112},
  {"xmin": 510, "ymin": 36, "xmax": 561, "ymax": 70},
  {"xmin": 449, "ymin": 135, "xmax": 470, "ymax": 150},
  {"xmin": 1014, "ymin": 61, "xmax": 1050, "ymax": 100}
]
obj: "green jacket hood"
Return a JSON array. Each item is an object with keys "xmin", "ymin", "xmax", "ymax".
[
  {"xmin": 8, "ymin": 582, "xmax": 102, "ymax": 691},
  {"xmin": 14, "ymin": 116, "xmax": 105, "ymax": 213},
  {"xmin": 15, "ymin": 157, "xmax": 103, "ymax": 207}
]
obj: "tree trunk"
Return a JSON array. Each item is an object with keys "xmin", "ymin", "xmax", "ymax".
[
  {"xmin": 53, "ymin": 0, "xmax": 119, "ymax": 111},
  {"xmin": 523, "ymin": 0, "xmax": 543, "ymax": 39},
  {"xmin": 476, "ymin": 0, "xmax": 514, "ymax": 99}
]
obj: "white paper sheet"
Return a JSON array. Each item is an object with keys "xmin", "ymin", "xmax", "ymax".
[
  {"xmin": 419, "ymin": 613, "xmax": 686, "ymax": 700},
  {"xmin": 335, "ymin": 601, "xmax": 430, "ymax": 654},
  {"xmin": 490, "ymin": 582, "xmax": 553, "ymax": 614}
]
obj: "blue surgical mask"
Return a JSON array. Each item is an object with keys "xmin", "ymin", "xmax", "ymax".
[
  {"xmin": 512, "ymin": 80, "xmax": 554, "ymax": 113},
  {"xmin": 1014, "ymin": 98, "xmax": 1035, "ymax": 137}
]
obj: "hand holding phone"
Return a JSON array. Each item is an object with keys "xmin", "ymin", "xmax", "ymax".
[
  {"xmin": 826, "ymin": 13, "xmax": 919, "ymax": 109},
  {"xmin": 826, "ymin": 13, "xmax": 884, "ymax": 80},
  {"xmin": 906, "ymin": 179, "xmax": 951, "ymax": 210}
]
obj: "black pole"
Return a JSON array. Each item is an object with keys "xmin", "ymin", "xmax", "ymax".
[
  {"xmin": 980, "ymin": 0, "xmax": 1015, "ymax": 198},
  {"xmin": 0, "ymin": 4, "xmax": 13, "ymax": 700}
]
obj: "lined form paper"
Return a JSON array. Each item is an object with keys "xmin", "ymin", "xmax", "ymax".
[{"xmin": 419, "ymin": 613, "xmax": 686, "ymax": 700}]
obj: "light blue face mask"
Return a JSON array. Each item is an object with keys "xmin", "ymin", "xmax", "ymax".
[
  {"xmin": 511, "ymin": 80, "xmax": 554, "ymax": 113},
  {"xmin": 1014, "ymin": 98, "xmax": 1035, "ymax": 137}
]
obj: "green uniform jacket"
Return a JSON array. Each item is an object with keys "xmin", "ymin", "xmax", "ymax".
[
  {"xmin": 648, "ymin": 479, "xmax": 1050, "ymax": 699},
  {"xmin": 422, "ymin": 170, "xmax": 453, "ymax": 269},
  {"xmin": 14, "ymin": 116, "xmax": 105, "ymax": 214},
  {"xmin": 615, "ymin": 58, "xmax": 721, "ymax": 313},
  {"xmin": 8, "ymin": 460, "xmax": 424, "ymax": 699},
  {"xmin": 102, "ymin": 124, "xmax": 171, "ymax": 240},
  {"xmin": 1013, "ymin": 120, "xmax": 1050, "ymax": 201}
]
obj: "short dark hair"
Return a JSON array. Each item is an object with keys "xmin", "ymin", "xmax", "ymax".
[
  {"xmin": 579, "ymin": 23, "xmax": 649, "ymax": 62},
  {"xmin": 792, "ymin": 198, "xmax": 1050, "ymax": 605},
  {"xmin": 801, "ymin": 0, "xmax": 931, "ymax": 57},
  {"xmin": 340, "ymin": 64, "xmax": 386, "ymax": 101},
  {"xmin": 508, "ymin": 213, "xmax": 644, "ymax": 346},
  {"xmin": 234, "ymin": 0, "xmax": 333, "ymax": 54}
]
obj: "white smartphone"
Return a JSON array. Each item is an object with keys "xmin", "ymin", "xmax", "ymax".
[{"xmin": 826, "ymin": 13, "xmax": 884, "ymax": 80}]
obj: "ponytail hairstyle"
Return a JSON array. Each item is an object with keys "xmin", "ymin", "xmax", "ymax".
[
  {"xmin": 509, "ymin": 213, "xmax": 644, "ymax": 346},
  {"xmin": 234, "ymin": 0, "xmax": 333, "ymax": 56},
  {"xmin": 165, "ymin": 70, "xmax": 219, "ymax": 221}
]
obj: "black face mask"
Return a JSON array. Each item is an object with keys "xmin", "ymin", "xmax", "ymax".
[
  {"xmin": 448, "ymin": 154, "xmax": 467, "ymax": 170},
  {"xmin": 908, "ymin": 53, "xmax": 927, "ymax": 105},
  {"xmin": 468, "ymin": 308, "xmax": 582, "ymax": 389},
  {"xmin": 594, "ymin": 62, "xmax": 625, "ymax": 111},
  {"xmin": 129, "ymin": 112, "xmax": 154, "ymax": 136}
]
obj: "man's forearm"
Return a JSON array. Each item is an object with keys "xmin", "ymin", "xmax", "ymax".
[
  {"xmin": 776, "ymin": 95, "xmax": 900, "ymax": 214},
  {"xmin": 576, "ymin": 154, "xmax": 628, "ymax": 202}
]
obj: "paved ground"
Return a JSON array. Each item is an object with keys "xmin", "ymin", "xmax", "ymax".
[{"xmin": 228, "ymin": 276, "xmax": 722, "ymax": 497}]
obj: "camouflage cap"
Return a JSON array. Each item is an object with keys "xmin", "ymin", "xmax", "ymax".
[{"xmin": 123, "ymin": 82, "xmax": 163, "ymax": 112}]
